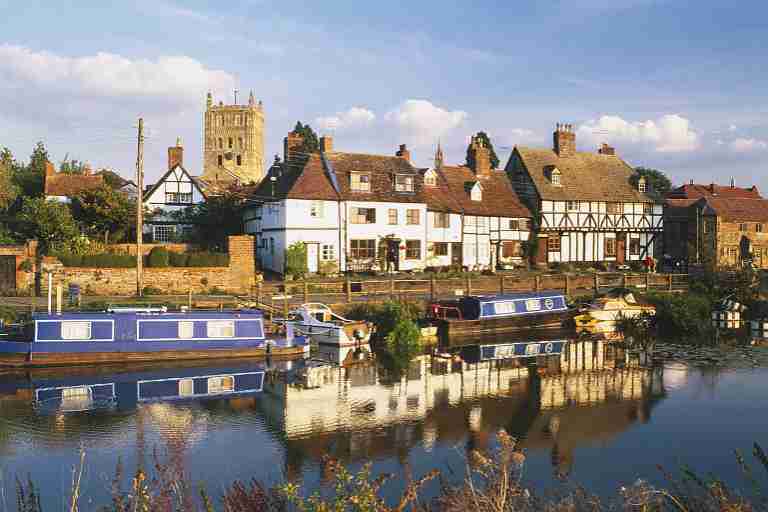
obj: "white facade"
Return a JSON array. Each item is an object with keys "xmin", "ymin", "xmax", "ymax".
[
  {"xmin": 144, "ymin": 165, "xmax": 205, "ymax": 242},
  {"xmin": 462, "ymin": 215, "xmax": 531, "ymax": 270}
]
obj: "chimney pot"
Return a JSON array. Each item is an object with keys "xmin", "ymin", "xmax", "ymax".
[
  {"xmin": 320, "ymin": 136, "xmax": 334, "ymax": 153},
  {"xmin": 45, "ymin": 161, "xmax": 55, "ymax": 177},
  {"xmin": 553, "ymin": 122, "xmax": 576, "ymax": 157},
  {"xmin": 283, "ymin": 130, "xmax": 305, "ymax": 161},
  {"xmin": 168, "ymin": 139, "xmax": 184, "ymax": 169},
  {"xmin": 396, "ymin": 144, "xmax": 411, "ymax": 163}
]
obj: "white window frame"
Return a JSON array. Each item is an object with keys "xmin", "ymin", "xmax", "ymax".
[
  {"xmin": 471, "ymin": 184, "xmax": 482, "ymax": 201},
  {"xmin": 424, "ymin": 172, "xmax": 437, "ymax": 186},
  {"xmin": 61, "ymin": 321, "xmax": 92, "ymax": 340},
  {"xmin": 310, "ymin": 200, "xmax": 324, "ymax": 218},
  {"xmin": 179, "ymin": 378, "xmax": 194, "ymax": 397},
  {"xmin": 394, "ymin": 174, "xmax": 414, "ymax": 192},
  {"xmin": 321, "ymin": 244, "xmax": 335, "ymax": 261},
  {"xmin": 207, "ymin": 320, "xmax": 235, "ymax": 338},
  {"xmin": 153, "ymin": 225, "xmax": 176, "ymax": 243},
  {"xmin": 178, "ymin": 321, "xmax": 194, "ymax": 339},
  {"xmin": 406, "ymin": 209, "xmax": 420, "ymax": 225},
  {"xmin": 388, "ymin": 208, "xmax": 398, "ymax": 225},
  {"xmin": 350, "ymin": 173, "xmax": 371, "ymax": 192}
]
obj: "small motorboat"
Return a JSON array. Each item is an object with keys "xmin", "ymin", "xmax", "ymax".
[
  {"xmin": 574, "ymin": 288, "xmax": 655, "ymax": 334},
  {"xmin": 283, "ymin": 303, "xmax": 374, "ymax": 347}
]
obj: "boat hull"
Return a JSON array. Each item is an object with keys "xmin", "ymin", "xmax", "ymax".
[
  {"xmin": 438, "ymin": 310, "xmax": 573, "ymax": 343},
  {"xmin": 290, "ymin": 321, "xmax": 373, "ymax": 348}
]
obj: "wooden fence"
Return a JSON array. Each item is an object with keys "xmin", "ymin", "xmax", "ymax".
[{"xmin": 247, "ymin": 272, "xmax": 689, "ymax": 309}]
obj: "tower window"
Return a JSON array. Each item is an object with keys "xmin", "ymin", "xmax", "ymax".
[
  {"xmin": 238, "ymin": 137, "xmax": 244, "ymax": 149},
  {"xmin": 236, "ymin": 155, "xmax": 242, "ymax": 166},
  {"xmin": 228, "ymin": 137, "xmax": 233, "ymax": 149},
  {"xmin": 217, "ymin": 155, "xmax": 223, "ymax": 166},
  {"xmin": 218, "ymin": 138, "xmax": 223, "ymax": 149}
]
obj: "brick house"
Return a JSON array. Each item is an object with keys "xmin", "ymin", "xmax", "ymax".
[
  {"xmin": 664, "ymin": 180, "xmax": 761, "ymax": 265},
  {"xmin": 505, "ymin": 123, "xmax": 663, "ymax": 266}
]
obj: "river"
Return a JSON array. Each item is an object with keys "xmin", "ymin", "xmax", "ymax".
[{"xmin": 0, "ymin": 340, "xmax": 767, "ymax": 509}]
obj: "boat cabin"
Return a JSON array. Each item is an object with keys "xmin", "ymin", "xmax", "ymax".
[{"xmin": 456, "ymin": 291, "xmax": 568, "ymax": 321}]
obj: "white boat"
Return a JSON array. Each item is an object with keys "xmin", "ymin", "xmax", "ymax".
[
  {"xmin": 285, "ymin": 303, "xmax": 374, "ymax": 347},
  {"xmin": 574, "ymin": 289, "xmax": 655, "ymax": 334}
]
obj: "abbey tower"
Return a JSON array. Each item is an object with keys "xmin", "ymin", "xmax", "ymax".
[{"xmin": 202, "ymin": 91, "xmax": 265, "ymax": 183}]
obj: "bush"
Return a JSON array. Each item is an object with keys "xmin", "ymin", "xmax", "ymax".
[
  {"xmin": 647, "ymin": 292, "xmax": 714, "ymax": 342},
  {"xmin": 186, "ymin": 252, "xmax": 229, "ymax": 267},
  {"xmin": 142, "ymin": 286, "xmax": 163, "ymax": 295},
  {"xmin": 169, "ymin": 251, "xmax": 189, "ymax": 267},
  {"xmin": 284, "ymin": 242, "xmax": 307, "ymax": 278},
  {"xmin": 147, "ymin": 247, "xmax": 170, "ymax": 268},
  {"xmin": 57, "ymin": 253, "xmax": 135, "ymax": 268}
]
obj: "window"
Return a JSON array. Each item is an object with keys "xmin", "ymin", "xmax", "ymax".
[
  {"xmin": 479, "ymin": 241, "xmax": 490, "ymax": 260},
  {"xmin": 629, "ymin": 237, "xmax": 641, "ymax": 256},
  {"xmin": 638, "ymin": 177, "xmax": 647, "ymax": 192},
  {"xmin": 550, "ymin": 168, "xmax": 561, "ymax": 186},
  {"xmin": 351, "ymin": 207, "xmax": 376, "ymax": 224},
  {"xmin": 643, "ymin": 203, "xmax": 653, "ymax": 215},
  {"xmin": 394, "ymin": 174, "xmax": 414, "ymax": 192},
  {"xmin": 238, "ymin": 137, "xmax": 244, "ymax": 148},
  {"xmin": 470, "ymin": 184, "xmax": 482, "ymax": 201},
  {"xmin": 321, "ymin": 244, "xmax": 335, "ymax": 261},
  {"xmin": 208, "ymin": 376, "xmax": 234, "ymax": 394},
  {"xmin": 406, "ymin": 209, "xmax": 420, "ymax": 225},
  {"xmin": 236, "ymin": 115, "xmax": 241, "ymax": 125},
  {"xmin": 236, "ymin": 155, "xmax": 242, "ymax": 166},
  {"xmin": 434, "ymin": 212, "xmax": 449, "ymax": 228},
  {"xmin": 465, "ymin": 216, "xmax": 475, "ymax": 227},
  {"xmin": 405, "ymin": 240, "xmax": 421, "ymax": 259},
  {"xmin": 502, "ymin": 241, "xmax": 522, "ymax": 258},
  {"xmin": 388, "ymin": 208, "xmax": 398, "ymax": 225},
  {"xmin": 165, "ymin": 192, "xmax": 192, "ymax": 204},
  {"xmin": 228, "ymin": 137, "xmax": 233, "ymax": 149},
  {"xmin": 547, "ymin": 236, "xmax": 561, "ymax": 252},
  {"xmin": 217, "ymin": 138, "xmax": 223, "ymax": 149},
  {"xmin": 217, "ymin": 155, "xmax": 223, "ymax": 166},
  {"xmin": 61, "ymin": 321, "xmax": 92, "ymax": 340},
  {"xmin": 350, "ymin": 173, "xmax": 371, "ymax": 192},
  {"xmin": 606, "ymin": 202, "xmax": 623, "ymax": 214},
  {"xmin": 508, "ymin": 219, "xmax": 520, "ymax": 230},
  {"xmin": 310, "ymin": 200, "xmax": 324, "ymax": 218},
  {"xmin": 605, "ymin": 238, "xmax": 617, "ymax": 257},
  {"xmin": 153, "ymin": 225, "xmax": 175, "ymax": 242},
  {"xmin": 179, "ymin": 378, "xmax": 194, "ymax": 397},
  {"xmin": 424, "ymin": 172, "xmax": 436, "ymax": 186},
  {"xmin": 476, "ymin": 216, "xmax": 487, "ymax": 229},
  {"xmin": 178, "ymin": 321, "xmax": 194, "ymax": 339},
  {"xmin": 740, "ymin": 223, "xmax": 748, "ymax": 232},
  {"xmin": 207, "ymin": 320, "xmax": 235, "ymax": 338},
  {"xmin": 566, "ymin": 201, "xmax": 579, "ymax": 211},
  {"xmin": 432, "ymin": 242, "xmax": 449, "ymax": 256},
  {"xmin": 758, "ymin": 224, "xmax": 764, "ymax": 233},
  {"xmin": 350, "ymin": 239, "xmax": 376, "ymax": 259}
]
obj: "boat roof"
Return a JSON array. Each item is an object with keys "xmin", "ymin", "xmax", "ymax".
[
  {"xmin": 32, "ymin": 310, "xmax": 264, "ymax": 321},
  {"xmin": 462, "ymin": 290, "xmax": 566, "ymax": 303}
]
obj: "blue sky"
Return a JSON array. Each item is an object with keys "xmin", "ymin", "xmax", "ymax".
[{"xmin": 0, "ymin": 0, "xmax": 766, "ymax": 187}]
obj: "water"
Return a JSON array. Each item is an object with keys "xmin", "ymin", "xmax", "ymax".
[{"xmin": 1, "ymin": 341, "xmax": 767, "ymax": 508}]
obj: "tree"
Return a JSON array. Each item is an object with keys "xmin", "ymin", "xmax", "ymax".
[
  {"xmin": 17, "ymin": 197, "xmax": 80, "ymax": 254},
  {"xmin": 0, "ymin": 158, "xmax": 18, "ymax": 212},
  {"xmin": 13, "ymin": 141, "xmax": 48, "ymax": 198},
  {"xmin": 70, "ymin": 183, "xmax": 136, "ymax": 243},
  {"xmin": 59, "ymin": 158, "xmax": 87, "ymax": 175},
  {"xmin": 465, "ymin": 131, "xmax": 500, "ymax": 169},
  {"xmin": 292, "ymin": 121, "xmax": 320, "ymax": 155},
  {"xmin": 634, "ymin": 167, "xmax": 672, "ymax": 197},
  {"xmin": 176, "ymin": 189, "xmax": 246, "ymax": 250}
]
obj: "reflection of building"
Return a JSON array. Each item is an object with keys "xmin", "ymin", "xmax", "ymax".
[{"xmin": 258, "ymin": 341, "xmax": 666, "ymax": 478}]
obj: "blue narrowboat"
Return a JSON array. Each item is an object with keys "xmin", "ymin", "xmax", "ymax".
[
  {"xmin": 429, "ymin": 290, "xmax": 573, "ymax": 341},
  {"xmin": 460, "ymin": 337, "xmax": 568, "ymax": 364},
  {"xmin": 0, "ymin": 307, "xmax": 309, "ymax": 367}
]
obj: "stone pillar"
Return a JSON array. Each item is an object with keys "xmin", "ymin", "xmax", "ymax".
[{"xmin": 227, "ymin": 235, "xmax": 256, "ymax": 293}]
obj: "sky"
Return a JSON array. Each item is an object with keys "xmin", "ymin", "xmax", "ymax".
[{"xmin": 0, "ymin": 0, "xmax": 766, "ymax": 188}]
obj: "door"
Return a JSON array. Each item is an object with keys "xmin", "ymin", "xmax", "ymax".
[
  {"xmin": 387, "ymin": 240, "xmax": 400, "ymax": 272},
  {"xmin": 451, "ymin": 243, "xmax": 463, "ymax": 266},
  {"xmin": 306, "ymin": 243, "xmax": 320, "ymax": 273},
  {"xmin": 0, "ymin": 256, "xmax": 15, "ymax": 293},
  {"xmin": 616, "ymin": 233, "xmax": 626, "ymax": 264}
]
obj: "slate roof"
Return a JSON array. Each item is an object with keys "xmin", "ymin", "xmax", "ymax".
[
  {"xmin": 431, "ymin": 165, "xmax": 531, "ymax": 217},
  {"xmin": 44, "ymin": 172, "xmax": 104, "ymax": 197},
  {"xmin": 700, "ymin": 197, "xmax": 768, "ymax": 222},
  {"xmin": 512, "ymin": 147, "xmax": 654, "ymax": 203}
]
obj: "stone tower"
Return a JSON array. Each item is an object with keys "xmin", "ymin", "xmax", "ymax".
[{"xmin": 203, "ymin": 90, "xmax": 265, "ymax": 183}]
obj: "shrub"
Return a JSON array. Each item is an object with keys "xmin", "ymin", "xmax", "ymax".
[
  {"xmin": 284, "ymin": 242, "xmax": 307, "ymax": 278},
  {"xmin": 147, "ymin": 247, "xmax": 170, "ymax": 268},
  {"xmin": 169, "ymin": 251, "xmax": 189, "ymax": 267},
  {"xmin": 647, "ymin": 292, "xmax": 714, "ymax": 342},
  {"xmin": 57, "ymin": 253, "xmax": 135, "ymax": 268},
  {"xmin": 186, "ymin": 252, "xmax": 229, "ymax": 267},
  {"xmin": 142, "ymin": 286, "xmax": 163, "ymax": 296}
]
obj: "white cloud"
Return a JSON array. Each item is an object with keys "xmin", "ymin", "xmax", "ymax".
[
  {"xmin": 316, "ymin": 107, "xmax": 376, "ymax": 132},
  {"xmin": 730, "ymin": 138, "xmax": 768, "ymax": 152},
  {"xmin": 729, "ymin": 124, "xmax": 738, "ymax": 132},
  {"xmin": 577, "ymin": 114, "xmax": 699, "ymax": 153},
  {"xmin": 0, "ymin": 44, "xmax": 235, "ymax": 105},
  {"xmin": 384, "ymin": 99, "xmax": 467, "ymax": 145}
]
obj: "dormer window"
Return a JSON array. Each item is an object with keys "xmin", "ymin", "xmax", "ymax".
[
  {"xmin": 470, "ymin": 182, "xmax": 483, "ymax": 202},
  {"xmin": 394, "ymin": 174, "xmax": 414, "ymax": 192},
  {"xmin": 424, "ymin": 170, "xmax": 437, "ymax": 187},
  {"xmin": 638, "ymin": 176, "xmax": 647, "ymax": 192},
  {"xmin": 350, "ymin": 172, "xmax": 371, "ymax": 192},
  {"xmin": 549, "ymin": 167, "xmax": 562, "ymax": 186}
]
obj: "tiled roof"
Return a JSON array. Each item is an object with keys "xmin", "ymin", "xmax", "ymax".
[
  {"xmin": 513, "ymin": 147, "xmax": 654, "ymax": 203},
  {"xmin": 666, "ymin": 183, "xmax": 761, "ymax": 200},
  {"xmin": 44, "ymin": 173, "xmax": 104, "ymax": 197},
  {"xmin": 433, "ymin": 165, "xmax": 531, "ymax": 217},
  {"xmin": 701, "ymin": 197, "xmax": 768, "ymax": 222}
]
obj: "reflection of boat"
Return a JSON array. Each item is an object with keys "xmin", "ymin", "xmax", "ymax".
[
  {"xmin": 284, "ymin": 303, "xmax": 373, "ymax": 347},
  {"xmin": 34, "ymin": 383, "xmax": 117, "ymax": 413},
  {"xmin": 0, "ymin": 307, "xmax": 309, "ymax": 367},
  {"xmin": 574, "ymin": 289, "xmax": 655, "ymax": 334},
  {"xmin": 429, "ymin": 291, "xmax": 572, "ymax": 340},
  {"xmin": 460, "ymin": 336, "xmax": 568, "ymax": 364}
]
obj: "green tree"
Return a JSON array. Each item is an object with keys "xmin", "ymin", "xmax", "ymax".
[
  {"xmin": 292, "ymin": 121, "xmax": 320, "ymax": 155},
  {"xmin": 70, "ymin": 183, "xmax": 136, "ymax": 243},
  {"xmin": 634, "ymin": 167, "xmax": 672, "ymax": 197},
  {"xmin": 465, "ymin": 131, "xmax": 500, "ymax": 169},
  {"xmin": 176, "ymin": 189, "xmax": 245, "ymax": 250},
  {"xmin": 59, "ymin": 158, "xmax": 87, "ymax": 175},
  {"xmin": 17, "ymin": 197, "xmax": 80, "ymax": 253},
  {"xmin": 13, "ymin": 141, "xmax": 48, "ymax": 198},
  {"xmin": 0, "ymin": 158, "xmax": 18, "ymax": 212}
]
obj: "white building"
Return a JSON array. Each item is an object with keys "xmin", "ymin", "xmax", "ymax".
[
  {"xmin": 143, "ymin": 139, "xmax": 207, "ymax": 242},
  {"xmin": 506, "ymin": 124, "xmax": 663, "ymax": 266}
]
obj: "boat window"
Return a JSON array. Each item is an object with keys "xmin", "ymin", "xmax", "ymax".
[
  {"xmin": 208, "ymin": 376, "xmax": 234, "ymax": 393},
  {"xmin": 207, "ymin": 320, "xmax": 235, "ymax": 338},
  {"xmin": 179, "ymin": 378, "xmax": 194, "ymax": 397},
  {"xmin": 61, "ymin": 321, "xmax": 92, "ymax": 340},
  {"xmin": 178, "ymin": 321, "xmax": 195, "ymax": 339},
  {"xmin": 494, "ymin": 302, "xmax": 516, "ymax": 315},
  {"xmin": 61, "ymin": 386, "xmax": 93, "ymax": 410}
]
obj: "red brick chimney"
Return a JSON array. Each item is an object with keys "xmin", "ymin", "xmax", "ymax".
[
  {"xmin": 598, "ymin": 143, "xmax": 615, "ymax": 156},
  {"xmin": 283, "ymin": 130, "xmax": 304, "ymax": 161},
  {"xmin": 168, "ymin": 137, "xmax": 183, "ymax": 170},
  {"xmin": 553, "ymin": 123, "xmax": 576, "ymax": 158},
  {"xmin": 396, "ymin": 144, "xmax": 411, "ymax": 163},
  {"xmin": 45, "ymin": 161, "xmax": 56, "ymax": 177},
  {"xmin": 468, "ymin": 135, "xmax": 491, "ymax": 177},
  {"xmin": 320, "ymin": 136, "xmax": 334, "ymax": 153}
]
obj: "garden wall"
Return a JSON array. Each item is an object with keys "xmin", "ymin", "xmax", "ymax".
[
  {"xmin": 41, "ymin": 235, "xmax": 255, "ymax": 296},
  {"xmin": 0, "ymin": 241, "xmax": 37, "ymax": 293}
]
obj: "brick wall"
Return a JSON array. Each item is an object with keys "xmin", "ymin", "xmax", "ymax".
[
  {"xmin": 41, "ymin": 235, "xmax": 255, "ymax": 296},
  {"xmin": 0, "ymin": 241, "xmax": 37, "ymax": 292}
]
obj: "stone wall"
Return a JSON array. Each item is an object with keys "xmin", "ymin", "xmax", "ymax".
[
  {"xmin": 41, "ymin": 235, "xmax": 255, "ymax": 296},
  {"xmin": 0, "ymin": 241, "xmax": 37, "ymax": 292}
]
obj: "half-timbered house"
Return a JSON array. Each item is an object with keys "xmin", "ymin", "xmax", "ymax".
[
  {"xmin": 505, "ymin": 124, "xmax": 662, "ymax": 266},
  {"xmin": 143, "ymin": 139, "xmax": 206, "ymax": 242}
]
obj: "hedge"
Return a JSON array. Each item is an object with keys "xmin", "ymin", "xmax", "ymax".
[
  {"xmin": 57, "ymin": 251, "xmax": 229, "ymax": 268},
  {"xmin": 147, "ymin": 247, "xmax": 170, "ymax": 268},
  {"xmin": 57, "ymin": 253, "xmax": 136, "ymax": 268}
]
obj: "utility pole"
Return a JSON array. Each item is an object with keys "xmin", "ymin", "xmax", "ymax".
[{"xmin": 136, "ymin": 118, "xmax": 145, "ymax": 296}]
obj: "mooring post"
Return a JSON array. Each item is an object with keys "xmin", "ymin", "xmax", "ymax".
[{"xmin": 535, "ymin": 275, "xmax": 541, "ymax": 292}]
